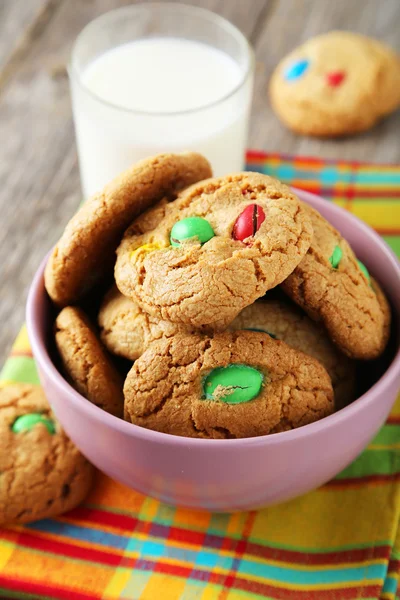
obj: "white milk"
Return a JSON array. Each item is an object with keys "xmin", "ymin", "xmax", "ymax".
[{"xmin": 71, "ymin": 38, "xmax": 253, "ymax": 197}]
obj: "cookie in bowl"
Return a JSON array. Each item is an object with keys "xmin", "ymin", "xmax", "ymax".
[
  {"xmin": 230, "ymin": 298, "xmax": 356, "ymax": 409},
  {"xmin": 45, "ymin": 152, "xmax": 212, "ymax": 307},
  {"xmin": 55, "ymin": 306, "xmax": 124, "ymax": 417},
  {"xmin": 281, "ymin": 203, "xmax": 391, "ymax": 360},
  {"xmin": 123, "ymin": 331, "xmax": 334, "ymax": 439},
  {"xmin": 115, "ymin": 173, "xmax": 313, "ymax": 329}
]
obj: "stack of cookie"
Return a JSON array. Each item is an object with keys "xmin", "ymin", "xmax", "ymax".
[{"xmin": 44, "ymin": 153, "xmax": 391, "ymax": 439}]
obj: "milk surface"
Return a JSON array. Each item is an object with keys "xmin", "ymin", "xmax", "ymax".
[
  {"xmin": 72, "ymin": 37, "xmax": 252, "ymax": 196},
  {"xmin": 83, "ymin": 38, "xmax": 241, "ymax": 113}
]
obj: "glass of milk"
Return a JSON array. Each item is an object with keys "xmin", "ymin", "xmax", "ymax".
[{"xmin": 69, "ymin": 3, "xmax": 254, "ymax": 197}]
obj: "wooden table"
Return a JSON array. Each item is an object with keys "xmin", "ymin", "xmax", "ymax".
[{"xmin": 1, "ymin": 0, "xmax": 399, "ymax": 365}]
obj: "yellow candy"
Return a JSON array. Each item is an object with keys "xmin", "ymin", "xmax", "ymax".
[{"xmin": 130, "ymin": 243, "xmax": 163, "ymax": 262}]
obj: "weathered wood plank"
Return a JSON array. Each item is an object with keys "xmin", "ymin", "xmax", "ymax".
[
  {"xmin": 0, "ymin": 0, "xmax": 61, "ymax": 82},
  {"xmin": 250, "ymin": 0, "xmax": 400, "ymax": 162},
  {"xmin": 0, "ymin": 0, "xmax": 270, "ymax": 364}
]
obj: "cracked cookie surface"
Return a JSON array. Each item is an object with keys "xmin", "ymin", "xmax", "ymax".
[
  {"xmin": 123, "ymin": 331, "xmax": 334, "ymax": 439},
  {"xmin": 0, "ymin": 384, "xmax": 94, "ymax": 526},
  {"xmin": 99, "ymin": 289, "xmax": 354, "ymax": 408},
  {"xmin": 45, "ymin": 152, "xmax": 212, "ymax": 307},
  {"xmin": 98, "ymin": 285, "xmax": 199, "ymax": 361},
  {"xmin": 281, "ymin": 204, "xmax": 391, "ymax": 359},
  {"xmin": 270, "ymin": 31, "xmax": 400, "ymax": 137},
  {"xmin": 55, "ymin": 307, "xmax": 124, "ymax": 417},
  {"xmin": 115, "ymin": 173, "xmax": 313, "ymax": 329},
  {"xmin": 231, "ymin": 298, "xmax": 355, "ymax": 409}
]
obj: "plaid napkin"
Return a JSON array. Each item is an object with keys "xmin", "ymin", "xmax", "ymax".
[{"xmin": 1, "ymin": 151, "xmax": 399, "ymax": 600}]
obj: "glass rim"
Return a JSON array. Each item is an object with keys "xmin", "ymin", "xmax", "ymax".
[{"xmin": 69, "ymin": 1, "xmax": 255, "ymax": 117}]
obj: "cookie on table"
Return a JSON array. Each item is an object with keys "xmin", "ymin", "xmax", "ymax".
[
  {"xmin": 269, "ymin": 31, "xmax": 400, "ymax": 137},
  {"xmin": 281, "ymin": 204, "xmax": 391, "ymax": 360},
  {"xmin": 124, "ymin": 331, "xmax": 334, "ymax": 439},
  {"xmin": 0, "ymin": 384, "xmax": 94, "ymax": 526},
  {"xmin": 115, "ymin": 173, "xmax": 313, "ymax": 329},
  {"xmin": 55, "ymin": 307, "xmax": 124, "ymax": 417},
  {"xmin": 230, "ymin": 298, "xmax": 356, "ymax": 409},
  {"xmin": 45, "ymin": 152, "xmax": 212, "ymax": 307}
]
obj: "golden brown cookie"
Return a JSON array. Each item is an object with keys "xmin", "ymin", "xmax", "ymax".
[
  {"xmin": 0, "ymin": 384, "xmax": 94, "ymax": 526},
  {"xmin": 124, "ymin": 331, "xmax": 334, "ymax": 439},
  {"xmin": 55, "ymin": 307, "xmax": 124, "ymax": 417},
  {"xmin": 98, "ymin": 285, "xmax": 193, "ymax": 361},
  {"xmin": 281, "ymin": 204, "xmax": 390, "ymax": 360},
  {"xmin": 45, "ymin": 152, "xmax": 212, "ymax": 307},
  {"xmin": 269, "ymin": 31, "xmax": 400, "ymax": 137},
  {"xmin": 99, "ymin": 289, "xmax": 354, "ymax": 407},
  {"xmin": 230, "ymin": 298, "xmax": 355, "ymax": 409},
  {"xmin": 115, "ymin": 173, "xmax": 313, "ymax": 329},
  {"xmin": 372, "ymin": 277, "xmax": 392, "ymax": 346}
]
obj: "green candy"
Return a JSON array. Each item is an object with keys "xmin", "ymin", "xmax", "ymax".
[
  {"xmin": 357, "ymin": 260, "xmax": 371, "ymax": 283},
  {"xmin": 203, "ymin": 364, "xmax": 263, "ymax": 404},
  {"xmin": 245, "ymin": 328, "xmax": 277, "ymax": 339},
  {"xmin": 170, "ymin": 217, "xmax": 214, "ymax": 247},
  {"xmin": 12, "ymin": 413, "xmax": 56, "ymax": 434},
  {"xmin": 329, "ymin": 245, "xmax": 342, "ymax": 268}
]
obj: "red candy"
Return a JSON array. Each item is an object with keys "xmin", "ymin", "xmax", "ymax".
[
  {"xmin": 232, "ymin": 204, "xmax": 266, "ymax": 242},
  {"xmin": 326, "ymin": 71, "xmax": 346, "ymax": 87}
]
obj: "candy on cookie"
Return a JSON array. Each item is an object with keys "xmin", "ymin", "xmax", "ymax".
[
  {"xmin": 123, "ymin": 331, "xmax": 334, "ymax": 439},
  {"xmin": 0, "ymin": 384, "xmax": 94, "ymax": 526},
  {"xmin": 115, "ymin": 173, "xmax": 313, "ymax": 329},
  {"xmin": 281, "ymin": 204, "xmax": 391, "ymax": 360},
  {"xmin": 99, "ymin": 288, "xmax": 355, "ymax": 409},
  {"xmin": 230, "ymin": 298, "xmax": 356, "ymax": 409},
  {"xmin": 45, "ymin": 152, "xmax": 212, "ymax": 307},
  {"xmin": 55, "ymin": 306, "xmax": 124, "ymax": 417},
  {"xmin": 269, "ymin": 31, "xmax": 400, "ymax": 137}
]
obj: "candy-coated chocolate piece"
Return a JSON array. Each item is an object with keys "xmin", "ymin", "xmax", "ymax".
[
  {"xmin": 232, "ymin": 204, "xmax": 266, "ymax": 242},
  {"xmin": 326, "ymin": 71, "xmax": 346, "ymax": 87},
  {"xmin": 358, "ymin": 260, "xmax": 371, "ymax": 282},
  {"xmin": 245, "ymin": 327, "xmax": 277, "ymax": 339},
  {"xmin": 170, "ymin": 217, "xmax": 214, "ymax": 247},
  {"xmin": 203, "ymin": 364, "xmax": 263, "ymax": 404},
  {"xmin": 131, "ymin": 242, "xmax": 163, "ymax": 262},
  {"xmin": 12, "ymin": 413, "xmax": 56, "ymax": 434},
  {"xmin": 284, "ymin": 59, "xmax": 310, "ymax": 81},
  {"xmin": 329, "ymin": 245, "xmax": 343, "ymax": 268}
]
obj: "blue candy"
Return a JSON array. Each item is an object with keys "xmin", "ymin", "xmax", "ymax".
[{"xmin": 284, "ymin": 59, "xmax": 310, "ymax": 81}]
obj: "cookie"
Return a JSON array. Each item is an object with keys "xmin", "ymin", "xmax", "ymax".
[
  {"xmin": 123, "ymin": 331, "xmax": 334, "ymax": 439},
  {"xmin": 115, "ymin": 173, "xmax": 313, "ymax": 329},
  {"xmin": 99, "ymin": 289, "xmax": 354, "ymax": 408},
  {"xmin": 230, "ymin": 298, "xmax": 355, "ymax": 409},
  {"xmin": 45, "ymin": 152, "xmax": 212, "ymax": 307},
  {"xmin": 0, "ymin": 384, "xmax": 94, "ymax": 525},
  {"xmin": 269, "ymin": 31, "xmax": 400, "ymax": 137},
  {"xmin": 281, "ymin": 204, "xmax": 390, "ymax": 360},
  {"xmin": 98, "ymin": 285, "xmax": 192, "ymax": 361},
  {"xmin": 372, "ymin": 277, "xmax": 392, "ymax": 345},
  {"xmin": 55, "ymin": 307, "xmax": 124, "ymax": 417}
]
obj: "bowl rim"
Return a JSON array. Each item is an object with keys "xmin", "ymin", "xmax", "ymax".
[{"xmin": 27, "ymin": 187, "xmax": 400, "ymax": 449}]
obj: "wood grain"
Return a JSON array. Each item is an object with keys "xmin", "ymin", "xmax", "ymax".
[
  {"xmin": 0, "ymin": 0, "xmax": 49, "ymax": 69},
  {"xmin": 0, "ymin": 0, "xmax": 399, "ymax": 366}
]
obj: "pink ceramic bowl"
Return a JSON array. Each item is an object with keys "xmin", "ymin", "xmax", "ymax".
[{"xmin": 26, "ymin": 188, "xmax": 400, "ymax": 511}]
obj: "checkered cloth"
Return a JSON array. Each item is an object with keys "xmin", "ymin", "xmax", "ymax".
[{"xmin": 0, "ymin": 151, "xmax": 399, "ymax": 600}]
